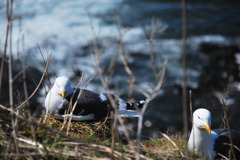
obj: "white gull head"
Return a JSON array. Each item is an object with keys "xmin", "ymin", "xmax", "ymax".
[
  {"xmin": 188, "ymin": 108, "xmax": 217, "ymax": 159},
  {"xmin": 53, "ymin": 76, "xmax": 73, "ymax": 98},
  {"xmin": 45, "ymin": 76, "xmax": 73, "ymax": 114}
]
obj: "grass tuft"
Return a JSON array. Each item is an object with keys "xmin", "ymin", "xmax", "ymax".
[{"xmin": 0, "ymin": 106, "xmax": 187, "ymax": 159}]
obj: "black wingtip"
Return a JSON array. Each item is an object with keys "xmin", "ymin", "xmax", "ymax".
[
  {"xmin": 126, "ymin": 100, "xmax": 145, "ymax": 110},
  {"xmin": 137, "ymin": 100, "xmax": 146, "ymax": 108}
]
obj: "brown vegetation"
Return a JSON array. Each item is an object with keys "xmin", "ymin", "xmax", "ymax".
[{"xmin": 0, "ymin": 0, "xmax": 191, "ymax": 159}]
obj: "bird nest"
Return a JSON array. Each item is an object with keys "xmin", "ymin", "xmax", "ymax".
[{"xmin": 0, "ymin": 105, "xmax": 151, "ymax": 159}]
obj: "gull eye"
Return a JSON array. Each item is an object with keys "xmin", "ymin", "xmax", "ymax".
[{"xmin": 197, "ymin": 116, "xmax": 201, "ymax": 119}]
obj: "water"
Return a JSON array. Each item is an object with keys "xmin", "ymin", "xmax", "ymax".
[{"xmin": 1, "ymin": 0, "xmax": 240, "ymax": 133}]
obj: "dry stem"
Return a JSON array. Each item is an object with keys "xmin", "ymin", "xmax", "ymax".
[
  {"xmin": 135, "ymin": 59, "xmax": 168, "ymax": 160},
  {"xmin": 15, "ymin": 54, "xmax": 51, "ymax": 111}
]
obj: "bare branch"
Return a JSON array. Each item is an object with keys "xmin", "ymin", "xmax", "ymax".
[
  {"xmin": 134, "ymin": 85, "xmax": 150, "ymax": 98},
  {"xmin": 135, "ymin": 58, "xmax": 168, "ymax": 160},
  {"xmin": 114, "ymin": 15, "xmax": 134, "ymax": 97},
  {"xmin": 88, "ymin": 12, "xmax": 132, "ymax": 155},
  {"xmin": 181, "ymin": 0, "xmax": 189, "ymax": 158},
  {"xmin": 142, "ymin": 17, "xmax": 167, "ymax": 81},
  {"xmin": 0, "ymin": 0, "xmax": 12, "ymax": 97},
  {"xmin": 221, "ymin": 99, "xmax": 236, "ymax": 160},
  {"xmin": 21, "ymin": 34, "xmax": 30, "ymax": 106}
]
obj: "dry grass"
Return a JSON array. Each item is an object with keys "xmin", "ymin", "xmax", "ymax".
[
  {"xmin": 0, "ymin": 106, "xmax": 187, "ymax": 160},
  {"xmin": 0, "ymin": 1, "xmax": 189, "ymax": 159},
  {"xmin": 128, "ymin": 134, "xmax": 185, "ymax": 160},
  {"xmin": 41, "ymin": 115, "xmax": 113, "ymax": 143}
]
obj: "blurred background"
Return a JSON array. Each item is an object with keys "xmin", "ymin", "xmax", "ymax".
[{"xmin": 0, "ymin": 0, "xmax": 240, "ymax": 137}]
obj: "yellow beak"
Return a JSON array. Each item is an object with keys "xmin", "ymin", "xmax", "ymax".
[
  {"xmin": 61, "ymin": 91, "xmax": 66, "ymax": 99},
  {"xmin": 203, "ymin": 123, "xmax": 211, "ymax": 134}
]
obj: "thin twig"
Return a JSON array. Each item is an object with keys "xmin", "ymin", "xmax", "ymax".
[
  {"xmin": 8, "ymin": 0, "xmax": 13, "ymax": 109},
  {"xmin": 114, "ymin": 14, "xmax": 134, "ymax": 97},
  {"xmin": 224, "ymin": 143, "xmax": 240, "ymax": 152},
  {"xmin": 11, "ymin": 66, "xmax": 28, "ymax": 82},
  {"xmin": 87, "ymin": 12, "xmax": 132, "ymax": 158},
  {"xmin": 107, "ymin": 44, "xmax": 118, "ymax": 83},
  {"xmin": 221, "ymin": 99, "xmax": 236, "ymax": 160},
  {"xmin": 0, "ymin": 0, "xmax": 12, "ymax": 97},
  {"xmin": 189, "ymin": 90, "xmax": 193, "ymax": 123},
  {"xmin": 161, "ymin": 133, "xmax": 185, "ymax": 157},
  {"xmin": 65, "ymin": 75, "xmax": 85, "ymax": 135},
  {"xmin": 5, "ymin": 0, "xmax": 20, "ymax": 156},
  {"xmin": 21, "ymin": 34, "xmax": 29, "ymax": 106},
  {"xmin": 181, "ymin": 0, "xmax": 189, "ymax": 158},
  {"xmin": 36, "ymin": 43, "xmax": 52, "ymax": 90},
  {"xmin": 142, "ymin": 17, "xmax": 167, "ymax": 81},
  {"xmin": 15, "ymin": 54, "xmax": 51, "ymax": 111},
  {"xmin": 217, "ymin": 153, "xmax": 229, "ymax": 160},
  {"xmin": 134, "ymin": 85, "xmax": 150, "ymax": 98}
]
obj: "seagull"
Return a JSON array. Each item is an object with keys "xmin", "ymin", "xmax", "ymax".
[
  {"xmin": 45, "ymin": 76, "xmax": 145, "ymax": 121},
  {"xmin": 188, "ymin": 108, "xmax": 240, "ymax": 159}
]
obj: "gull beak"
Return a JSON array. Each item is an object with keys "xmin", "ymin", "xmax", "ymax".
[
  {"xmin": 203, "ymin": 123, "xmax": 211, "ymax": 134},
  {"xmin": 61, "ymin": 91, "xmax": 66, "ymax": 99}
]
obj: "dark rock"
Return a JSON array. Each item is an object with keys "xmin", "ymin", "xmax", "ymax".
[
  {"xmin": 191, "ymin": 43, "xmax": 240, "ymax": 129},
  {"xmin": 0, "ymin": 58, "xmax": 42, "ymax": 115}
]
